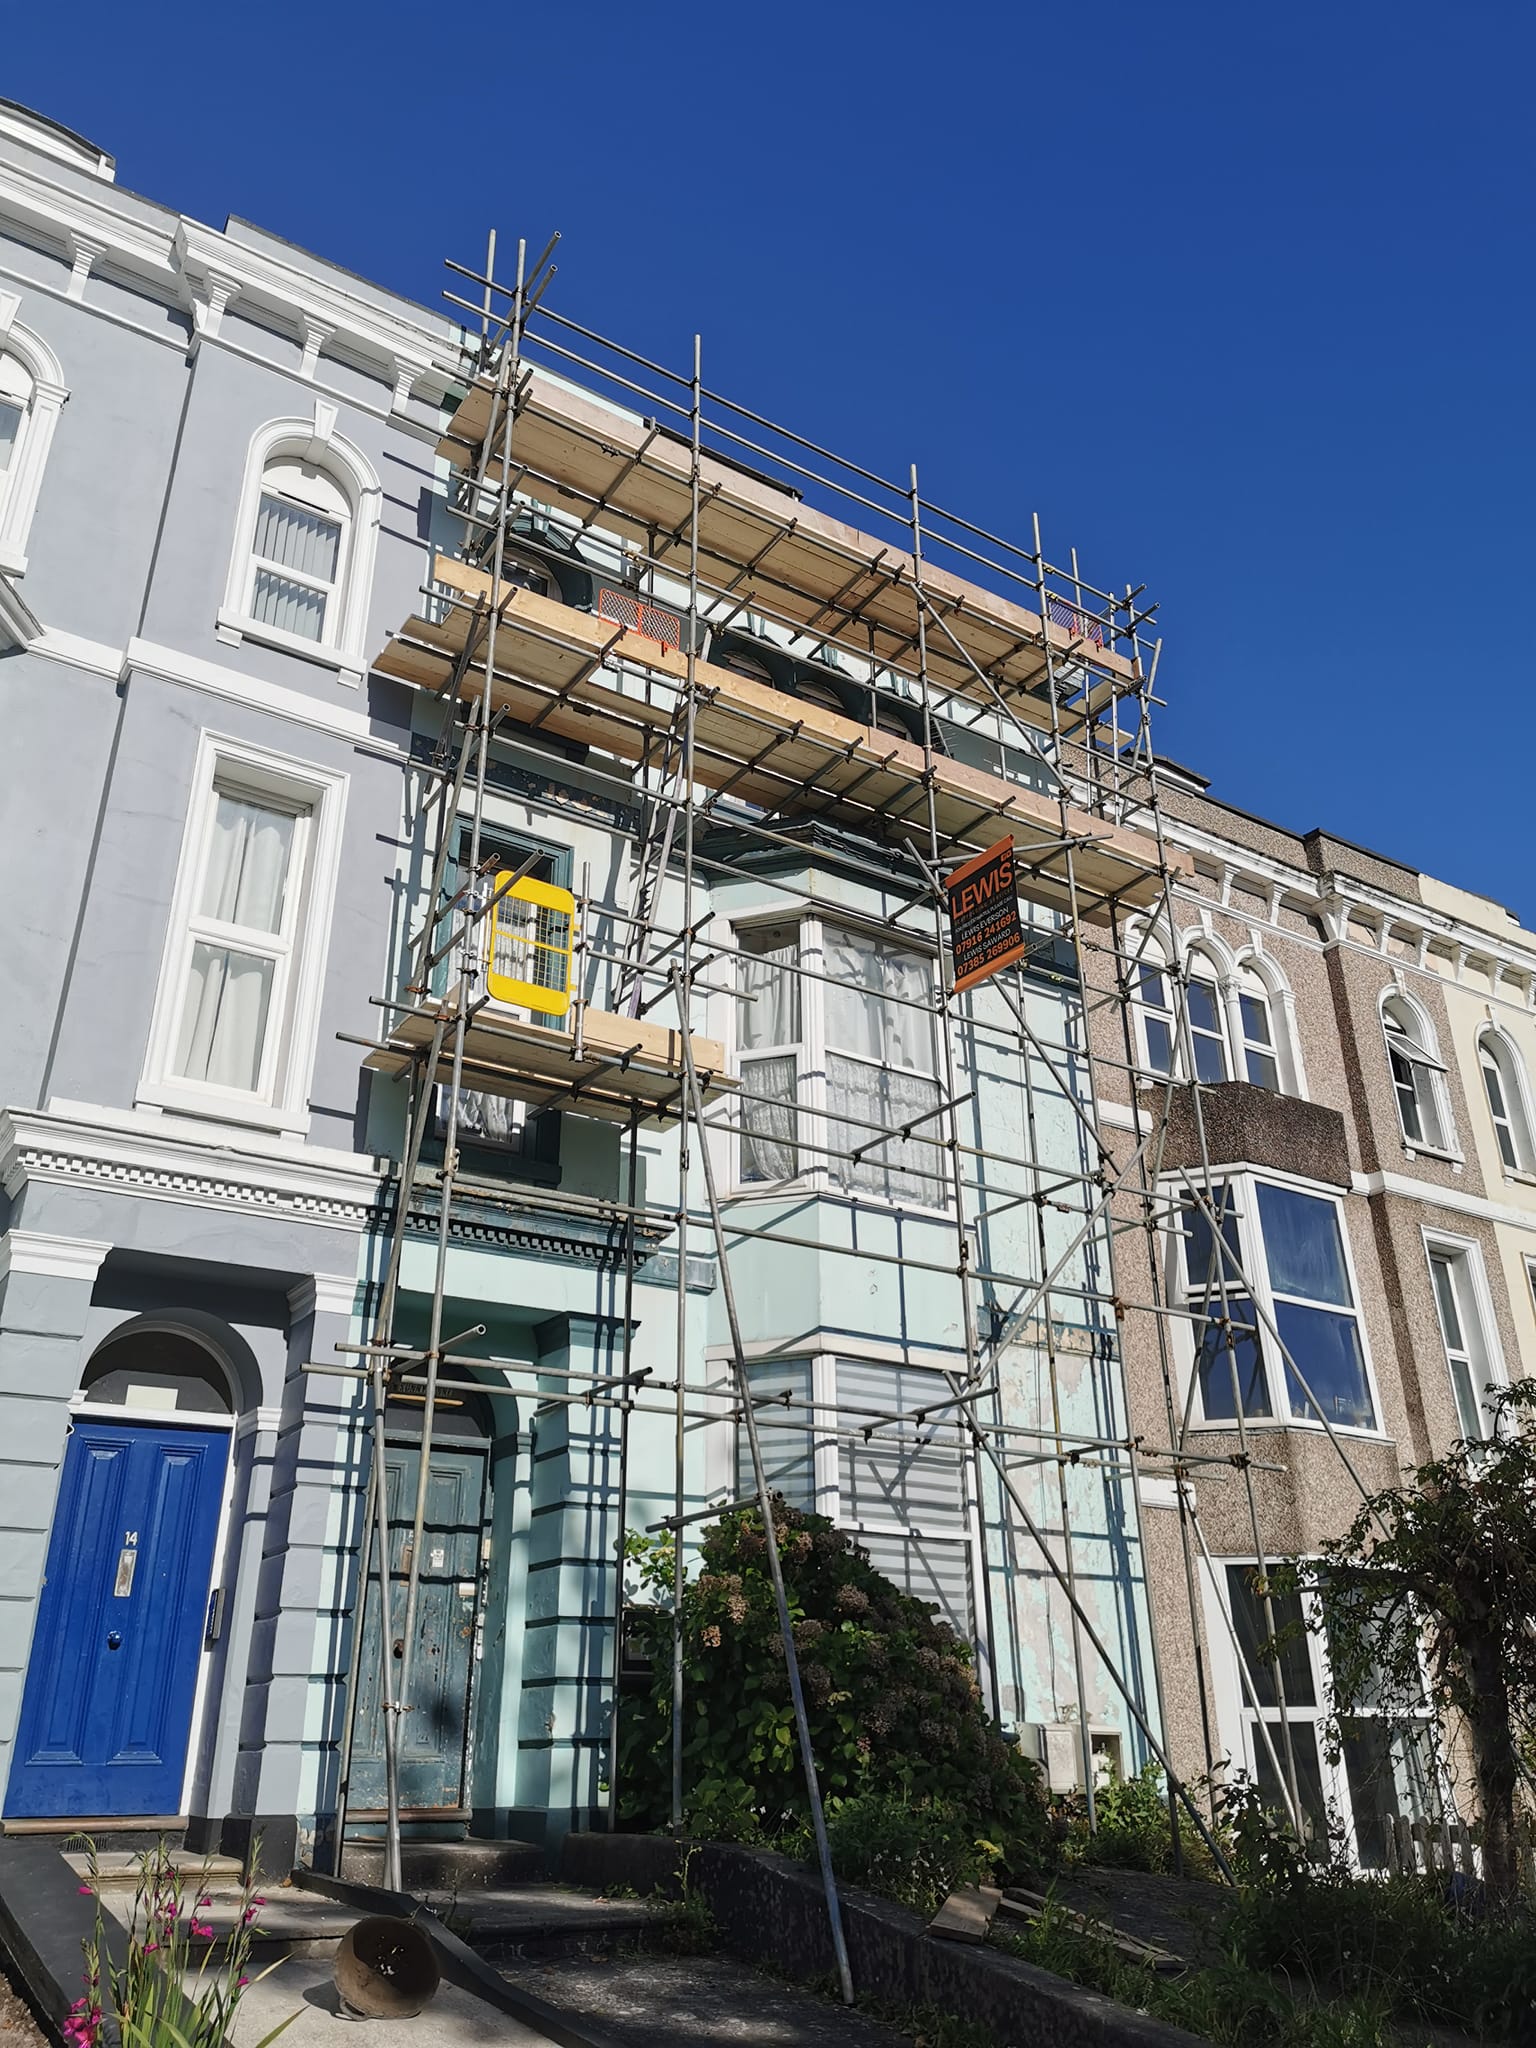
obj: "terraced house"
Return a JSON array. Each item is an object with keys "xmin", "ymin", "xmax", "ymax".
[
  {"xmin": 1102, "ymin": 759, "xmax": 1536, "ymax": 1867},
  {"xmin": 0, "ymin": 97, "xmax": 1189, "ymax": 1875}
]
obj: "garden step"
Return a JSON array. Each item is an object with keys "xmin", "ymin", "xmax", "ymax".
[
  {"xmin": 445, "ymin": 1883, "xmax": 660, "ymax": 1963},
  {"xmin": 64, "ymin": 1850, "xmax": 243, "ymax": 1892},
  {"xmin": 339, "ymin": 1838, "xmax": 547, "ymax": 1892}
]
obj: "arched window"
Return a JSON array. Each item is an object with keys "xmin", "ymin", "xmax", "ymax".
[
  {"xmin": 1135, "ymin": 941, "xmax": 1176, "ymax": 1076},
  {"xmin": 247, "ymin": 458, "xmax": 351, "ymax": 644},
  {"xmin": 1185, "ymin": 953, "xmax": 1229, "ymax": 1083},
  {"xmin": 1382, "ymin": 994, "xmax": 1450, "ymax": 1151},
  {"xmin": 1236, "ymin": 965, "xmax": 1280, "ymax": 1090},
  {"xmin": 1477, "ymin": 1029, "xmax": 1535, "ymax": 1175},
  {"xmin": 219, "ymin": 413, "xmax": 381, "ymax": 681},
  {"xmin": 0, "ymin": 309, "xmax": 67, "ymax": 577}
]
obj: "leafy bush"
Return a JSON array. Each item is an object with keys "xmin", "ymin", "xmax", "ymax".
[
  {"xmin": 1000, "ymin": 1900, "xmax": 1393, "ymax": 2048},
  {"xmin": 1055, "ymin": 1761, "xmax": 1222, "ymax": 1879},
  {"xmin": 788, "ymin": 1790, "xmax": 1001, "ymax": 1917},
  {"xmin": 617, "ymin": 1500, "xmax": 1048, "ymax": 1878}
]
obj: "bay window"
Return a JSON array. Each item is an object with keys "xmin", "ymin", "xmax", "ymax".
[
  {"xmin": 734, "ymin": 1353, "xmax": 973, "ymax": 1633},
  {"xmin": 734, "ymin": 918, "xmax": 944, "ymax": 1208},
  {"xmin": 1175, "ymin": 1172, "xmax": 1377, "ymax": 1432}
]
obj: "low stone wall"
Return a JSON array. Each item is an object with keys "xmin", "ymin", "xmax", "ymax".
[{"xmin": 560, "ymin": 1834, "xmax": 1208, "ymax": 2048}]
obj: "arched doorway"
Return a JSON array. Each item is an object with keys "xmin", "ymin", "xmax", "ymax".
[
  {"xmin": 345, "ymin": 1390, "xmax": 494, "ymax": 1824},
  {"xmin": 6, "ymin": 1331, "xmax": 234, "ymax": 1819}
]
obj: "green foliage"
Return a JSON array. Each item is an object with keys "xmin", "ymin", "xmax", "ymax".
[
  {"xmin": 616, "ymin": 1500, "xmax": 1048, "ymax": 1878},
  {"xmin": 786, "ymin": 1790, "xmax": 1002, "ymax": 1917},
  {"xmin": 1003, "ymin": 1823, "xmax": 1536, "ymax": 2048},
  {"xmin": 643, "ymin": 1849, "xmax": 717, "ymax": 1955},
  {"xmin": 1000, "ymin": 1898, "xmax": 1394, "ymax": 2048},
  {"xmin": 1227, "ymin": 1861, "xmax": 1535, "ymax": 2040},
  {"xmin": 1295, "ymin": 1377, "xmax": 1536, "ymax": 1901},
  {"xmin": 1056, "ymin": 1762, "xmax": 1222, "ymax": 1879},
  {"xmin": 67, "ymin": 1837, "xmax": 297, "ymax": 2048}
]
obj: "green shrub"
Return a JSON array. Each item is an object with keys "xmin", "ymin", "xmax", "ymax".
[
  {"xmin": 791, "ymin": 1790, "xmax": 1001, "ymax": 1917},
  {"xmin": 1056, "ymin": 1761, "xmax": 1222, "ymax": 1879},
  {"xmin": 616, "ymin": 1500, "xmax": 1048, "ymax": 1879}
]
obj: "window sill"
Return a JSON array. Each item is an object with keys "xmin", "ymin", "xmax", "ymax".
[
  {"xmin": 1502, "ymin": 1167, "xmax": 1536, "ymax": 1190},
  {"xmin": 215, "ymin": 608, "xmax": 363, "ymax": 686},
  {"xmin": 135, "ymin": 1079, "xmax": 310, "ymax": 1140},
  {"xmin": 1400, "ymin": 1142, "xmax": 1463, "ymax": 1168},
  {"xmin": 0, "ymin": 542, "xmax": 28, "ymax": 578},
  {"xmin": 1188, "ymin": 1418, "xmax": 1393, "ymax": 1446}
]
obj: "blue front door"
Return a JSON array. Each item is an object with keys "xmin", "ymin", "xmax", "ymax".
[{"xmin": 6, "ymin": 1419, "xmax": 229, "ymax": 1818}]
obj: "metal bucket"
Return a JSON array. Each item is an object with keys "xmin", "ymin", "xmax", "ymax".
[{"xmin": 333, "ymin": 1916, "xmax": 441, "ymax": 2020}]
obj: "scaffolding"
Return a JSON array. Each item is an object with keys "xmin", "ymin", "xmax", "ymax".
[{"xmin": 310, "ymin": 230, "xmax": 1401, "ymax": 1988}]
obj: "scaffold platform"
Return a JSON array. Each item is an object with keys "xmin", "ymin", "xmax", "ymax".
[
  {"xmin": 373, "ymin": 555, "xmax": 1178, "ymax": 916},
  {"xmin": 363, "ymin": 999, "xmax": 735, "ymax": 1127}
]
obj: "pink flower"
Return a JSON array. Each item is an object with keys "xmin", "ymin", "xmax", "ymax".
[
  {"xmin": 77, "ymin": 1885, "xmax": 93, "ymax": 1896},
  {"xmin": 238, "ymin": 1978, "xmax": 250, "ymax": 1990},
  {"xmin": 191, "ymin": 1920, "xmax": 213, "ymax": 1939}
]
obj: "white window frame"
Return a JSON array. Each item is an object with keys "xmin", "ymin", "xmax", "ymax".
[
  {"xmin": 718, "ymin": 1344, "xmax": 982, "ymax": 1643},
  {"xmin": 217, "ymin": 413, "xmax": 381, "ymax": 684},
  {"xmin": 1201, "ymin": 1554, "xmax": 1444, "ymax": 1870},
  {"xmin": 1422, "ymin": 1230, "xmax": 1506, "ymax": 1443},
  {"xmin": 1167, "ymin": 1164, "xmax": 1386, "ymax": 1438},
  {"xmin": 1184, "ymin": 950, "xmax": 1231, "ymax": 1084},
  {"xmin": 1476, "ymin": 1026, "xmax": 1536, "ymax": 1178},
  {"xmin": 1381, "ymin": 990, "xmax": 1456, "ymax": 1159},
  {"xmin": 0, "ymin": 305, "xmax": 67, "ymax": 578},
  {"xmin": 139, "ymin": 731, "xmax": 348, "ymax": 1135},
  {"xmin": 1132, "ymin": 930, "xmax": 1301, "ymax": 1099},
  {"xmin": 729, "ymin": 913, "xmax": 948, "ymax": 1216},
  {"xmin": 1133, "ymin": 941, "xmax": 1177, "ymax": 1079}
]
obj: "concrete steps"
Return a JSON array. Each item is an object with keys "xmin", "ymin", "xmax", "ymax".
[{"xmin": 339, "ymin": 1838, "xmax": 547, "ymax": 1893}]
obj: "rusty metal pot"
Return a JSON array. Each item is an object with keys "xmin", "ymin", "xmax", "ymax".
[{"xmin": 333, "ymin": 1915, "xmax": 441, "ymax": 2020}]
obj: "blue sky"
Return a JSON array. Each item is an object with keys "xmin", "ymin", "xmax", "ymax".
[{"xmin": 7, "ymin": 2, "xmax": 1533, "ymax": 916}]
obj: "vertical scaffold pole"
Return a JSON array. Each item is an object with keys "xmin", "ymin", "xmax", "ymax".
[
  {"xmin": 907, "ymin": 464, "xmax": 1001, "ymax": 1722},
  {"xmin": 673, "ymin": 971, "xmax": 856, "ymax": 2007},
  {"xmin": 387, "ymin": 234, "xmax": 530, "ymax": 1889},
  {"xmin": 669, "ymin": 332, "xmax": 702, "ymax": 1830}
]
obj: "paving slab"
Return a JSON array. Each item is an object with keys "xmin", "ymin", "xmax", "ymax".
[
  {"xmin": 501, "ymin": 1952, "xmax": 920, "ymax": 2046},
  {"xmin": 230, "ymin": 1954, "xmax": 559, "ymax": 2048}
]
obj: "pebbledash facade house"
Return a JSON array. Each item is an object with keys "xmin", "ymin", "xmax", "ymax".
[
  {"xmin": 1101, "ymin": 761, "xmax": 1536, "ymax": 1868},
  {"xmin": 0, "ymin": 101, "xmax": 1168, "ymax": 1869}
]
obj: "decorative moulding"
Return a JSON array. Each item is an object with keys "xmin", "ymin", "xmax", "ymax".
[
  {"xmin": 0, "ymin": 1230, "xmax": 112, "ymax": 1284},
  {"xmin": 287, "ymin": 1272, "xmax": 359, "ymax": 1321}
]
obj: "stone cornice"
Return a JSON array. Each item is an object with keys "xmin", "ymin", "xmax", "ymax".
[
  {"xmin": 1, "ymin": 1104, "xmax": 382, "ymax": 1233},
  {"xmin": 0, "ymin": 149, "xmax": 463, "ymax": 404}
]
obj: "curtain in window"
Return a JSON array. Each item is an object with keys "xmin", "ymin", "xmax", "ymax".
[
  {"xmin": 823, "ymin": 927, "xmax": 934, "ymax": 1073},
  {"xmin": 452, "ymin": 1088, "xmax": 524, "ymax": 1150},
  {"xmin": 174, "ymin": 945, "xmax": 274, "ymax": 1091},
  {"xmin": 739, "ymin": 939, "xmax": 799, "ymax": 1049},
  {"xmin": 252, "ymin": 569, "xmax": 327, "ymax": 642},
  {"xmin": 735, "ymin": 1358, "xmax": 816, "ymax": 1510},
  {"xmin": 827, "ymin": 1055, "xmax": 941, "ymax": 1205},
  {"xmin": 255, "ymin": 492, "xmax": 341, "ymax": 581},
  {"xmin": 200, "ymin": 795, "xmax": 294, "ymax": 932},
  {"xmin": 838, "ymin": 1359, "xmax": 971, "ymax": 1633},
  {"xmin": 741, "ymin": 1054, "xmax": 797, "ymax": 1181}
]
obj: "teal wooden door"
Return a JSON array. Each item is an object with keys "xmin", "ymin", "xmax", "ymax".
[{"xmin": 350, "ymin": 1442, "xmax": 486, "ymax": 1813}]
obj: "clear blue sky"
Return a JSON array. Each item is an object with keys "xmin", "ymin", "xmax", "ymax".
[{"xmin": 7, "ymin": 2, "xmax": 1533, "ymax": 917}]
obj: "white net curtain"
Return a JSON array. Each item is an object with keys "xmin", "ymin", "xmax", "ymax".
[
  {"xmin": 174, "ymin": 792, "xmax": 296, "ymax": 1093},
  {"xmin": 738, "ymin": 923, "xmax": 943, "ymax": 1206}
]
